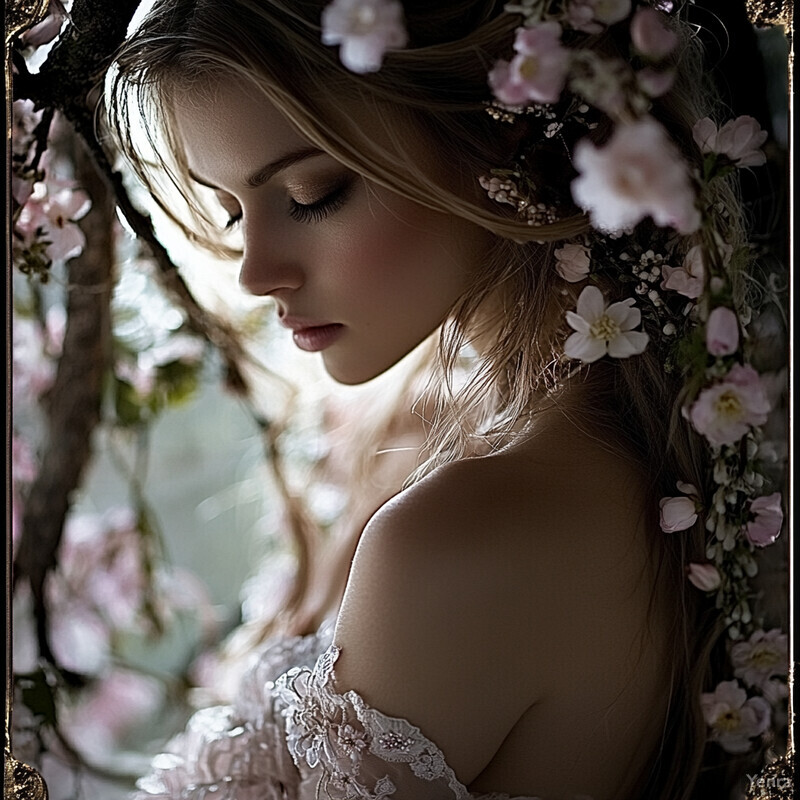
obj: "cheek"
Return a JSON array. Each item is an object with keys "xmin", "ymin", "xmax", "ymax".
[{"xmin": 331, "ymin": 195, "xmax": 475, "ymax": 311}]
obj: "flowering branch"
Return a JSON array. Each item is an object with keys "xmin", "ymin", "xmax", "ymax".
[{"xmin": 14, "ymin": 133, "xmax": 114, "ymax": 675}]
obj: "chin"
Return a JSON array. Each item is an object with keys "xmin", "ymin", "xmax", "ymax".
[{"xmin": 321, "ymin": 348, "xmax": 412, "ymax": 386}]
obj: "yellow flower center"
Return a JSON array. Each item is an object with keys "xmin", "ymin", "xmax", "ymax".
[
  {"xmin": 716, "ymin": 709, "xmax": 742, "ymax": 732},
  {"xmin": 589, "ymin": 314, "xmax": 621, "ymax": 342},
  {"xmin": 714, "ymin": 390, "xmax": 743, "ymax": 419},
  {"xmin": 518, "ymin": 55, "xmax": 540, "ymax": 81},
  {"xmin": 748, "ymin": 645, "xmax": 779, "ymax": 669},
  {"xmin": 351, "ymin": 6, "xmax": 377, "ymax": 33}
]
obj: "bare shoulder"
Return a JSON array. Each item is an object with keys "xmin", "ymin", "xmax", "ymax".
[{"xmin": 332, "ymin": 417, "xmax": 661, "ymax": 784}]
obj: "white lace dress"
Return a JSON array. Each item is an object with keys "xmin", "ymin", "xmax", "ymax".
[{"xmin": 132, "ymin": 625, "xmax": 544, "ymax": 800}]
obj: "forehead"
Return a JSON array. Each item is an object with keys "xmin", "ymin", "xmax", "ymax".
[{"xmin": 172, "ymin": 78, "xmax": 314, "ymax": 188}]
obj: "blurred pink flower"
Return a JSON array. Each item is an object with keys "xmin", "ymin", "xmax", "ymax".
[
  {"xmin": 60, "ymin": 669, "xmax": 162, "ymax": 756},
  {"xmin": 489, "ymin": 23, "xmax": 569, "ymax": 105},
  {"xmin": 745, "ymin": 492, "xmax": 783, "ymax": 548},
  {"xmin": 321, "ymin": 0, "xmax": 407, "ymax": 73},
  {"xmin": 564, "ymin": 285, "xmax": 649, "ymax": 362},
  {"xmin": 49, "ymin": 604, "xmax": 111, "ymax": 674},
  {"xmin": 16, "ymin": 181, "xmax": 91, "ymax": 262},
  {"xmin": 571, "ymin": 117, "xmax": 700, "ymax": 234},
  {"xmin": 567, "ymin": 0, "xmax": 631, "ymax": 33},
  {"xmin": 701, "ymin": 680, "xmax": 771, "ymax": 754},
  {"xmin": 630, "ymin": 7, "xmax": 677, "ymax": 60},
  {"xmin": 693, "ymin": 115, "xmax": 768, "ymax": 167},
  {"xmin": 687, "ymin": 563, "xmax": 720, "ymax": 591},
  {"xmin": 636, "ymin": 67, "xmax": 674, "ymax": 97},
  {"xmin": 706, "ymin": 306, "xmax": 740, "ymax": 356},
  {"xmin": 731, "ymin": 629, "xmax": 788, "ymax": 689},
  {"xmin": 687, "ymin": 364, "xmax": 770, "ymax": 446},
  {"xmin": 659, "ymin": 482, "xmax": 699, "ymax": 532},
  {"xmin": 12, "ymin": 317, "xmax": 57, "ymax": 401},
  {"xmin": 12, "ymin": 99, "xmax": 43, "ymax": 160},
  {"xmin": 554, "ymin": 243, "xmax": 591, "ymax": 282},
  {"xmin": 761, "ymin": 678, "xmax": 789, "ymax": 708}
]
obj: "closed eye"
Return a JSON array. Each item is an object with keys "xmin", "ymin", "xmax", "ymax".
[{"xmin": 289, "ymin": 180, "xmax": 352, "ymax": 224}]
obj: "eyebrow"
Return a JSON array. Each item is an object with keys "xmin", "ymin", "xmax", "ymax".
[{"xmin": 188, "ymin": 147, "xmax": 327, "ymax": 190}]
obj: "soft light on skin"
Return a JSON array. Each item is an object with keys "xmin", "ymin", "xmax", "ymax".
[{"xmin": 173, "ymin": 79, "xmax": 491, "ymax": 385}]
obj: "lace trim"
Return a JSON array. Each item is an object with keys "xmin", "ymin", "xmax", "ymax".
[{"xmin": 276, "ymin": 645, "xmax": 471, "ymax": 799}]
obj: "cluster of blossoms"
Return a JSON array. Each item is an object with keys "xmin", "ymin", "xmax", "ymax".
[
  {"xmin": 12, "ymin": 99, "xmax": 92, "ymax": 281},
  {"xmin": 320, "ymin": 0, "xmax": 787, "ymax": 761}
]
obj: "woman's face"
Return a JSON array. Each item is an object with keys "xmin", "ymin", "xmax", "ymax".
[{"xmin": 173, "ymin": 80, "xmax": 489, "ymax": 384}]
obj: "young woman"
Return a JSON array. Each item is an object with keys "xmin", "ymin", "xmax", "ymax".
[{"xmin": 108, "ymin": 1, "xmax": 787, "ymax": 798}]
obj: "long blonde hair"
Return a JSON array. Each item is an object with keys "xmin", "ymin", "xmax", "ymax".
[{"xmin": 106, "ymin": 2, "xmax": 752, "ymax": 797}]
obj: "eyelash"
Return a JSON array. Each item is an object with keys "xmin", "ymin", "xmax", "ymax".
[
  {"xmin": 223, "ymin": 181, "xmax": 351, "ymax": 230},
  {"xmin": 289, "ymin": 181, "xmax": 351, "ymax": 224}
]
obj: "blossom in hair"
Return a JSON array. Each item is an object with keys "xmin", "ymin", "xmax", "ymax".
[
  {"xmin": 564, "ymin": 285, "xmax": 648, "ymax": 363},
  {"xmin": 686, "ymin": 364, "xmax": 770, "ymax": 447},
  {"xmin": 321, "ymin": 0, "xmax": 407, "ymax": 74},
  {"xmin": 488, "ymin": 23, "xmax": 569, "ymax": 105},
  {"xmin": 731, "ymin": 628, "xmax": 788, "ymax": 690},
  {"xmin": 566, "ymin": 0, "xmax": 632, "ymax": 33},
  {"xmin": 745, "ymin": 492, "xmax": 783, "ymax": 548},
  {"xmin": 636, "ymin": 66, "xmax": 674, "ymax": 98},
  {"xmin": 554, "ymin": 243, "xmax": 590, "ymax": 282},
  {"xmin": 692, "ymin": 115, "xmax": 768, "ymax": 168},
  {"xmin": 571, "ymin": 117, "xmax": 700, "ymax": 234},
  {"xmin": 701, "ymin": 680, "xmax": 771, "ymax": 754},
  {"xmin": 706, "ymin": 306, "xmax": 740, "ymax": 356},
  {"xmin": 630, "ymin": 7, "xmax": 677, "ymax": 61},
  {"xmin": 659, "ymin": 482, "xmax": 699, "ymax": 532},
  {"xmin": 687, "ymin": 563, "xmax": 720, "ymax": 592},
  {"xmin": 660, "ymin": 244, "xmax": 705, "ymax": 298}
]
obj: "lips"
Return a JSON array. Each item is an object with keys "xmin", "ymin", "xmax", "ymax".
[{"xmin": 280, "ymin": 316, "xmax": 344, "ymax": 353}]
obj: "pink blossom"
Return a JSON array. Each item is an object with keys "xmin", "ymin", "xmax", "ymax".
[
  {"xmin": 321, "ymin": 0, "xmax": 407, "ymax": 73},
  {"xmin": 636, "ymin": 67, "xmax": 675, "ymax": 97},
  {"xmin": 564, "ymin": 285, "xmax": 649, "ymax": 362},
  {"xmin": 571, "ymin": 117, "xmax": 700, "ymax": 234},
  {"xmin": 567, "ymin": 0, "xmax": 631, "ymax": 33},
  {"xmin": 12, "ymin": 99, "xmax": 42, "ymax": 160},
  {"xmin": 16, "ymin": 182, "xmax": 91, "ymax": 262},
  {"xmin": 630, "ymin": 7, "xmax": 678, "ymax": 61},
  {"xmin": 701, "ymin": 680, "xmax": 771, "ymax": 754},
  {"xmin": 687, "ymin": 563, "xmax": 720, "ymax": 591},
  {"xmin": 693, "ymin": 115, "xmax": 768, "ymax": 167},
  {"xmin": 687, "ymin": 364, "xmax": 771, "ymax": 446},
  {"xmin": 659, "ymin": 482, "xmax": 699, "ymax": 532},
  {"xmin": 731, "ymin": 629, "xmax": 788, "ymax": 689},
  {"xmin": 745, "ymin": 492, "xmax": 783, "ymax": 547},
  {"xmin": 49, "ymin": 604, "xmax": 111, "ymax": 674},
  {"xmin": 761, "ymin": 678, "xmax": 789, "ymax": 707},
  {"xmin": 706, "ymin": 306, "xmax": 739, "ymax": 356},
  {"xmin": 661, "ymin": 244, "xmax": 705, "ymax": 298},
  {"xmin": 554, "ymin": 243, "xmax": 590, "ymax": 282},
  {"xmin": 489, "ymin": 23, "xmax": 569, "ymax": 106}
]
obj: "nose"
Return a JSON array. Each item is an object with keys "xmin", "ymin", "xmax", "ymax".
[{"xmin": 238, "ymin": 220, "xmax": 303, "ymax": 296}]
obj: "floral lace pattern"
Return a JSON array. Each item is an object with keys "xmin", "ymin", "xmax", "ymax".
[{"xmin": 275, "ymin": 644, "xmax": 540, "ymax": 800}]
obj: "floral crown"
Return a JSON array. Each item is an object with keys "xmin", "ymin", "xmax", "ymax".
[{"xmin": 321, "ymin": 0, "xmax": 788, "ymax": 766}]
